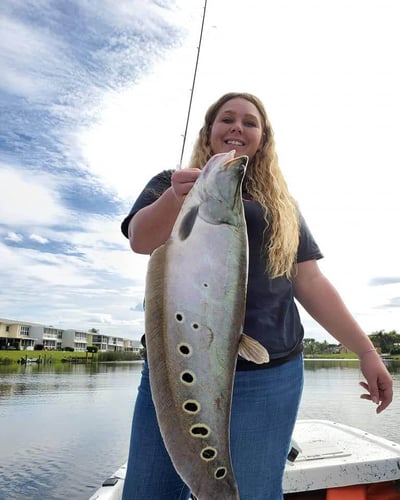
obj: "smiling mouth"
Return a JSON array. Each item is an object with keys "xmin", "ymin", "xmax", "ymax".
[{"xmin": 225, "ymin": 140, "xmax": 245, "ymax": 146}]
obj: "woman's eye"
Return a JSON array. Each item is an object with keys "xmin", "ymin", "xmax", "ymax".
[
  {"xmin": 222, "ymin": 118, "xmax": 233, "ymax": 123},
  {"xmin": 244, "ymin": 121, "xmax": 257, "ymax": 127}
]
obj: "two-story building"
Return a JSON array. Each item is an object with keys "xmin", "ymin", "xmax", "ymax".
[
  {"xmin": 62, "ymin": 329, "xmax": 88, "ymax": 352},
  {"xmin": 124, "ymin": 339, "xmax": 142, "ymax": 354},
  {"xmin": 1, "ymin": 317, "xmax": 142, "ymax": 354},
  {"xmin": 91, "ymin": 334, "xmax": 110, "ymax": 352},
  {"xmin": 0, "ymin": 318, "xmax": 36, "ymax": 350},
  {"xmin": 108, "ymin": 336, "xmax": 124, "ymax": 352},
  {"xmin": 30, "ymin": 325, "xmax": 63, "ymax": 350}
]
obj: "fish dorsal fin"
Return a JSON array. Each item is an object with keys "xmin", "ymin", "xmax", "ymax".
[
  {"xmin": 238, "ymin": 334, "xmax": 270, "ymax": 364},
  {"xmin": 145, "ymin": 244, "xmax": 167, "ymax": 321},
  {"xmin": 179, "ymin": 205, "xmax": 199, "ymax": 241}
]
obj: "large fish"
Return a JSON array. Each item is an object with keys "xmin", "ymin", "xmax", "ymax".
[{"xmin": 145, "ymin": 150, "xmax": 269, "ymax": 499}]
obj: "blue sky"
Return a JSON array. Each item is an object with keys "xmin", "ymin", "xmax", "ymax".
[
  {"xmin": 0, "ymin": 0, "xmax": 183, "ymax": 335},
  {"xmin": 1, "ymin": 0, "xmax": 399, "ymax": 341}
]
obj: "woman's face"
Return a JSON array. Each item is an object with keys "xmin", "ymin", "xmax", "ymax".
[{"xmin": 209, "ymin": 97, "xmax": 264, "ymax": 162}]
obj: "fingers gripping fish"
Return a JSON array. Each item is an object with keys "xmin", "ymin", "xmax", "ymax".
[{"xmin": 145, "ymin": 150, "xmax": 269, "ymax": 499}]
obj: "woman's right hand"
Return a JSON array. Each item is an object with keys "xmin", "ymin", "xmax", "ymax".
[
  {"xmin": 128, "ymin": 168, "xmax": 202, "ymax": 254},
  {"xmin": 171, "ymin": 168, "xmax": 201, "ymax": 203}
]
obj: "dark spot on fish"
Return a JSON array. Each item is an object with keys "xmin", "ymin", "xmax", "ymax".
[
  {"xmin": 175, "ymin": 313, "xmax": 184, "ymax": 322},
  {"xmin": 201, "ymin": 447, "xmax": 217, "ymax": 461},
  {"xmin": 203, "ymin": 282, "xmax": 209, "ymax": 288},
  {"xmin": 178, "ymin": 343, "xmax": 192, "ymax": 356},
  {"xmin": 183, "ymin": 400, "xmax": 200, "ymax": 414},
  {"xmin": 191, "ymin": 323, "xmax": 200, "ymax": 330},
  {"xmin": 190, "ymin": 424, "xmax": 210, "ymax": 438},
  {"xmin": 180, "ymin": 371, "xmax": 195, "ymax": 385},
  {"xmin": 215, "ymin": 467, "xmax": 227, "ymax": 479},
  {"xmin": 214, "ymin": 396, "xmax": 223, "ymax": 411},
  {"xmin": 179, "ymin": 205, "xmax": 199, "ymax": 240}
]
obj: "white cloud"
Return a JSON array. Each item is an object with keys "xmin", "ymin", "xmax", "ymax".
[
  {"xmin": 0, "ymin": 14, "xmax": 71, "ymax": 100},
  {"xmin": 5, "ymin": 232, "xmax": 23, "ymax": 242},
  {"xmin": 77, "ymin": 43, "xmax": 201, "ymax": 199},
  {"xmin": 0, "ymin": 243, "xmax": 92, "ymax": 287},
  {"xmin": 29, "ymin": 234, "xmax": 49, "ymax": 244},
  {"xmin": 0, "ymin": 165, "xmax": 67, "ymax": 226},
  {"xmin": 84, "ymin": 313, "xmax": 114, "ymax": 325},
  {"xmin": 91, "ymin": 0, "xmax": 181, "ymax": 31}
]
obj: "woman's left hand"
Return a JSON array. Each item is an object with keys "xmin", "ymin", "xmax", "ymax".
[{"xmin": 359, "ymin": 351, "xmax": 393, "ymax": 413}]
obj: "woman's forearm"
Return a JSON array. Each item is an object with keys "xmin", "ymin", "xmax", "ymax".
[
  {"xmin": 128, "ymin": 187, "xmax": 182, "ymax": 254},
  {"xmin": 128, "ymin": 168, "xmax": 201, "ymax": 255},
  {"xmin": 294, "ymin": 260, "xmax": 393, "ymax": 413}
]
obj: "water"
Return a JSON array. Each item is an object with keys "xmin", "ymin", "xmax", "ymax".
[
  {"xmin": 0, "ymin": 359, "xmax": 399, "ymax": 500},
  {"xmin": 0, "ymin": 362, "xmax": 143, "ymax": 500},
  {"xmin": 298, "ymin": 359, "xmax": 400, "ymax": 444}
]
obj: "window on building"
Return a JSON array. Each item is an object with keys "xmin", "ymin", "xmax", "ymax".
[{"xmin": 20, "ymin": 326, "xmax": 30, "ymax": 336}]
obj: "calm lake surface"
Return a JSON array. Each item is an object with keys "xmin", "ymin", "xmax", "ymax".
[{"xmin": 0, "ymin": 359, "xmax": 399, "ymax": 500}]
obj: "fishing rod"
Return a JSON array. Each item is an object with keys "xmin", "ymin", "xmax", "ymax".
[{"xmin": 178, "ymin": 0, "xmax": 208, "ymax": 169}]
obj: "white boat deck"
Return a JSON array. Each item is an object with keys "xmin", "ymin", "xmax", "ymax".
[
  {"xmin": 283, "ymin": 419, "xmax": 400, "ymax": 493},
  {"xmin": 89, "ymin": 419, "xmax": 400, "ymax": 499}
]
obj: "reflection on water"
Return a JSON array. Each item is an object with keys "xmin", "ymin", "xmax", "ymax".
[
  {"xmin": 299, "ymin": 359, "xmax": 400, "ymax": 446},
  {"xmin": 0, "ymin": 362, "xmax": 140, "ymax": 398},
  {"xmin": 0, "ymin": 361, "xmax": 144, "ymax": 500},
  {"xmin": 304, "ymin": 359, "xmax": 360, "ymax": 371},
  {"xmin": 304, "ymin": 358, "xmax": 400, "ymax": 373},
  {"xmin": 0, "ymin": 359, "xmax": 399, "ymax": 500}
]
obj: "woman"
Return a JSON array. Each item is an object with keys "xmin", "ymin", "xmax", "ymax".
[{"xmin": 121, "ymin": 92, "xmax": 393, "ymax": 500}]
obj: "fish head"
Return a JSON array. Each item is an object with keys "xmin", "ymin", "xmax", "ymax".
[{"xmin": 197, "ymin": 150, "xmax": 248, "ymax": 226}]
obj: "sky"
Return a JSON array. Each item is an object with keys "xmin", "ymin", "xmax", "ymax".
[{"xmin": 1, "ymin": 0, "xmax": 399, "ymax": 342}]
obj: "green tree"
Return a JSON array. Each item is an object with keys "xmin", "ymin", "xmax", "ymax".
[
  {"xmin": 369, "ymin": 330, "xmax": 400, "ymax": 354},
  {"xmin": 303, "ymin": 338, "xmax": 317, "ymax": 355}
]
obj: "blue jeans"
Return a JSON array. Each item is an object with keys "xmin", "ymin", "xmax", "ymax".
[{"xmin": 122, "ymin": 355, "xmax": 304, "ymax": 500}]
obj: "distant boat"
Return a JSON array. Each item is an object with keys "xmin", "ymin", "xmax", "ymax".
[
  {"xmin": 19, "ymin": 357, "xmax": 42, "ymax": 365},
  {"xmin": 88, "ymin": 419, "xmax": 400, "ymax": 499}
]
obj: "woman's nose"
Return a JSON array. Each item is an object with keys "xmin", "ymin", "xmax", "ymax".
[{"xmin": 230, "ymin": 122, "xmax": 242, "ymax": 133}]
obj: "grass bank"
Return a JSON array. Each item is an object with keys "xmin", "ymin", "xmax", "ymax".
[
  {"xmin": 0, "ymin": 350, "xmax": 143, "ymax": 365},
  {"xmin": 304, "ymin": 353, "xmax": 400, "ymax": 360},
  {"xmin": 304, "ymin": 353, "xmax": 358, "ymax": 359}
]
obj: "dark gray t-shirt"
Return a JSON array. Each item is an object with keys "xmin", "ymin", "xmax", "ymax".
[{"xmin": 121, "ymin": 170, "xmax": 323, "ymax": 368}]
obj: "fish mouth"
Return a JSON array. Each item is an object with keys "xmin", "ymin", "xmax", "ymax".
[
  {"xmin": 221, "ymin": 154, "xmax": 248, "ymax": 208},
  {"xmin": 221, "ymin": 150, "xmax": 236, "ymax": 167},
  {"xmin": 222, "ymin": 153, "xmax": 248, "ymax": 173}
]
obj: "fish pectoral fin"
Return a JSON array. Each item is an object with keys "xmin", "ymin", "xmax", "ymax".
[{"xmin": 238, "ymin": 334, "xmax": 270, "ymax": 364}]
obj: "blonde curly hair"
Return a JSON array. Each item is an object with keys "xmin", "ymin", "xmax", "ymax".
[{"xmin": 188, "ymin": 92, "xmax": 299, "ymax": 278}]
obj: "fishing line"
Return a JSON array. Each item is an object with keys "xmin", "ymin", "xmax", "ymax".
[{"xmin": 178, "ymin": 0, "xmax": 209, "ymax": 169}]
